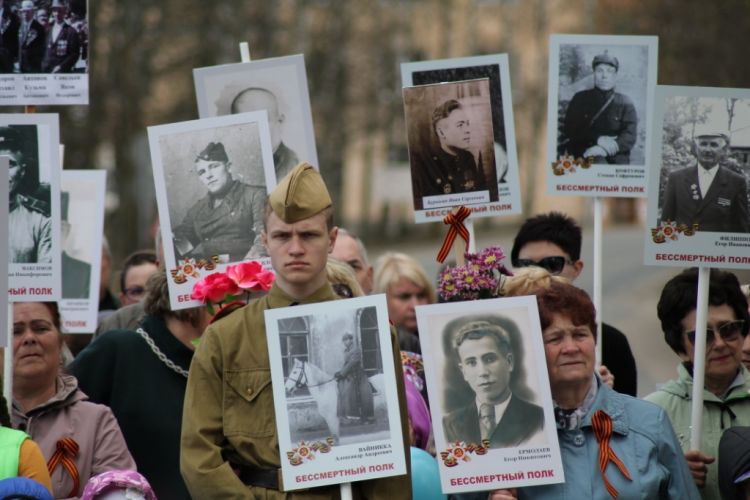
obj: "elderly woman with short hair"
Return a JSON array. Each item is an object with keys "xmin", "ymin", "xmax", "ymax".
[
  {"xmin": 645, "ymin": 268, "xmax": 750, "ymax": 499},
  {"xmin": 487, "ymin": 270, "xmax": 698, "ymax": 499}
]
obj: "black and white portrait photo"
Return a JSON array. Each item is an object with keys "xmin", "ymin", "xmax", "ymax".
[
  {"xmin": 416, "ymin": 296, "xmax": 563, "ymax": 494},
  {"xmin": 2, "ymin": 113, "xmax": 61, "ymax": 300},
  {"xmin": 148, "ymin": 112, "xmax": 275, "ymax": 310},
  {"xmin": 265, "ymin": 295, "xmax": 407, "ymax": 492},
  {"xmin": 645, "ymin": 86, "xmax": 750, "ymax": 268},
  {"xmin": 59, "ymin": 169, "xmax": 105, "ymax": 333},
  {"xmin": 279, "ymin": 306, "xmax": 388, "ymax": 446},
  {"xmin": 0, "ymin": 0, "xmax": 89, "ymax": 105},
  {"xmin": 402, "ymin": 54, "xmax": 523, "ymax": 223},
  {"xmin": 658, "ymin": 95, "xmax": 750, "ymax": 234},
  {"xmin": 194, "ymin": 54, "xmax": 319, "ymax": 183},
  {"xmin": 553, "ymin": 39, "xmax": 653, "ymax": 166},
  {"xmin": 403, "ymin": 78, "xmax": 496, "ymax": 212},
  {"xmin": 440, "ymin": 314, "xmax": 545, "ymax": 449},
  {"xmin": 60, "ymin": 190, "xmax": 91, "ymax": 299},
  {"xmin": 547, "ymin": 35, "xmax": 657, "ymax": 197},
  {"xmin": 2, "ymin": 124, "xmax": 51, "ymax": 264}
]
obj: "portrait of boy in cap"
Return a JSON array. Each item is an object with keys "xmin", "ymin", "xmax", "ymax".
[
  {"xmin": 558, "ymin": 49, "xmax": 638, "ymax": 165},
  {"xmin": 172, "ymin": 140, "xmax": 267, "ymax": 262},
  {"xmin": 180, "ymin": 162, "xmax": 411, "ymax": 498}
]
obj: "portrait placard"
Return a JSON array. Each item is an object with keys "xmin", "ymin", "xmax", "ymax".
[
  {"xmin": 265, "ymin": 294, "xmax": 407, "ymax": 491},
  {"xmin": 59, "ymin": 169, "xmax": 105, "ymax": 332},
  {"xmin": 644, "ymin": 85, "xmax": 750, "ymax": 269},
  {"xmin": 416, "ymin": 296, "xmax": 563, "ymax": 494},
  {"xmin": 194, "ymin": 54, "xmax": 318, "ymax": 183},
  {"xmin": 148, "ymin": 111, "xmax": 276, "ymax": 310},
  {"xmin": 0, "ymin": 159, "xmax": 8, "ymax": 347},
  {"xmin": 402, "ymin": 54, "xmax": 521, "ymax": 222},
  {"xmin": 547, "ymin": 34, "xmax": 658, "ymax": 197},
  {"xmin": 0, "ymin": 0, "xmax": 89, "ymax": 105},
  {"xmin": 403, "ymin": 79, "xmax": 499, "ymax": 223},
  {"xmin": 4, "ymin": 113, "xmax": 61, "ymax": 301}
]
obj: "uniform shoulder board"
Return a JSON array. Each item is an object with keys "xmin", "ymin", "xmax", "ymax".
[{"xmin": 19, "ymin": 194, "xmax": 51, "ymax": 217}]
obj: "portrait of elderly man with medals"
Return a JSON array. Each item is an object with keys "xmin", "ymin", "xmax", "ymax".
[
  {"xmin": 172, "ymin": 141, "xmax": 266, "ymax": 262},
  {"xmin": 661, "ymin": 129, "xmax": 750, "ymax": 234},
  {"xmin": 559, "ymin": 50, "xmax": 638, "ymax": 164}
]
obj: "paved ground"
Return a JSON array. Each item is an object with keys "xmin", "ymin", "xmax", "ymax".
[{"xmin": 368, "ymin": 223, "xmax": 705, "ymax": 397}]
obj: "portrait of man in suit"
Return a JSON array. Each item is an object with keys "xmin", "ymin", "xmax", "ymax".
[
  {"xmin": 60, "ymin": 191, "xmax": 91, "ymax": 299},
  {"xmin": 442, "ymin": 318, "xmax": 544, "ymax": 448},
  {"xmin": 661, "ymin": 131, "xmax": 750, "ymax": 233}
]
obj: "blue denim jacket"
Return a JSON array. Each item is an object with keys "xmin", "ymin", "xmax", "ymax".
[{"xmin": 516, "ymin": 383, "xmax": 700, "ymax": 500}]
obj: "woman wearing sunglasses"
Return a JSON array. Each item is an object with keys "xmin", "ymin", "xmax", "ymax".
[{"xmin": 646, "ymin": 268, "xmax": 750, "ymax": 500}]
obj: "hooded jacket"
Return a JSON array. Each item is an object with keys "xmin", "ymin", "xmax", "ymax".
[
  {"xmin": 11, "ymin": 374, "xmax": 135, "ymax": 499},
  {"xmin": 645, "ymin": 364, "xmax": 750, "ymax": 500},
  {"xmin": 719, "ymin": 426, "xmax": 750, "ymax": 500}
]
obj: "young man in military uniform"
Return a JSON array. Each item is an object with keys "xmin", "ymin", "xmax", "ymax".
[
  {"xmin": 560, "ymin": 51, "xmax": 638, "ymax": 164},
  {"xmin": 411, "ymin": 99, "xmax": 490, "ymax": 209},
  {"xmin": 3, "ymin": 127, "xmax": 52, "ymax": 264},
  {"xmin": 172, "ymin": 141, "xmax": 266, "ymax": 262},
  {"xmin": 181, "ymin": 162, "xmax": 411, "ymax": 498}
]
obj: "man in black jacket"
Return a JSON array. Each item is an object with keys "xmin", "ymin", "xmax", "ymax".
[{"xmin": 511, "ymin": 211, "xmax": 638, "ymax": 396}]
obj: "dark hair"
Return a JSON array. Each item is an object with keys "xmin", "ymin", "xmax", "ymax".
[
  {"xmin": 658, "ymin": 268, "xmax": 750, "ymax": 355},
  {"xmin": 432, "ymin": 99, "xmax": 462, "ymax": 133},
  {"xmin": 536, "ymin": 281, "xmax": 597, "ymax": 341},
  {"xmin": 40, "ymin": 302, "xmax": 61, "ymax": 331},
  {"xmin": 511, "ymin": 212, "xmax": 582, "ymax": 265},
  {"xmin": 454, "ymin": 320, "xmax": 512, "ymax": 357},
  {"xmin": 442, "ymin": 314, "xmax": 535, "ymax": 408},
  {"xmin": 119, "ymin": 250, "xmax": 158, "ymax": 293},
  {"xmin": 143, "ymin": 271, "xmax": 203, "ymax": 327}
]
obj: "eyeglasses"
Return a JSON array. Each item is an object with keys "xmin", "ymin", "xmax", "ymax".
[
  {"xmin": 514, "ymin": 256, "xmax": 573, "ymax": 276},
  {"xmin": 123, "ymin": 286, "xmax": 146, "ymax": 300},
  {"xmin": 685, "ymin": 320, "xmax": 745, "ymax": 347}
]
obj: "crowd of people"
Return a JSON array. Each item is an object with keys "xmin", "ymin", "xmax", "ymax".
[
  {"xmin": 5, "ymin": 160, "xmax": 750, "ymax": 499},
  {"xmin": 0, "ymin": 0, "xmax": 88, "ymax": 75}
]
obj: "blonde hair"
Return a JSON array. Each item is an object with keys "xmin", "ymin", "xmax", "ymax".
[
  {"xmin": 500, "ymin": 267, "xmax": 570, "ymax": 297},
  {"xmin": 326, "ymin": 258, "xmax": 365, "ymax": 298},
  {"xmin": 373, "ymin": 252, "xmax": 436, "ymax": 303}
]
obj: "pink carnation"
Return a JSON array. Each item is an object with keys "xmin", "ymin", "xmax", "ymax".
[
  {"xmin": 226, "ymin": 261, "xmax": 275, "ymax": 292},
  {"xmin": 191, "ymin": 272, "xmax": 241, "ymax": 303}
]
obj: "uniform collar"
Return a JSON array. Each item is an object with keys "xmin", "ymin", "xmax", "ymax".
[{"xmin": 266, "ymin": 282, "xmax": 338, "ymax": 309}]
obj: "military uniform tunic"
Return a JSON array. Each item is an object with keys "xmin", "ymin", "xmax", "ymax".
[
  {"xmin": 9, "ymin": 193, "xmax": 52, "ymax": 263},
  {"xmin": 173, "ymin": 180, "xmax": 266, "ymax": 262},
  {"xmin": 562, "ymin": 87, "xmax": 637, "ymax": 164},
  {"xmin": 411, "ymin": 146, "xmax": 488, "ymax": 210},
  {"xmin": 181, "ymin": 283, "xmax": 412, "ymax": 499}
]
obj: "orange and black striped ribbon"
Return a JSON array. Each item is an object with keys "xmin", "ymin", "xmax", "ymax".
[
  {"xmin": 436, "ymin": 206, "xmax": 471, "ymax": 263},
  {"xmin": 592, "ymin": 410, "xmax": 632, "ymax": 499},
  {"xmin": 47, "ymin": 437, "xmax": 80, "ymax": 497}
]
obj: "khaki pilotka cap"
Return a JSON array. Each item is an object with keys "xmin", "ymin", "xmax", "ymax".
[{"xmin": 268, "ymin": 162, "xmax": 332, "ymax": 223}]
